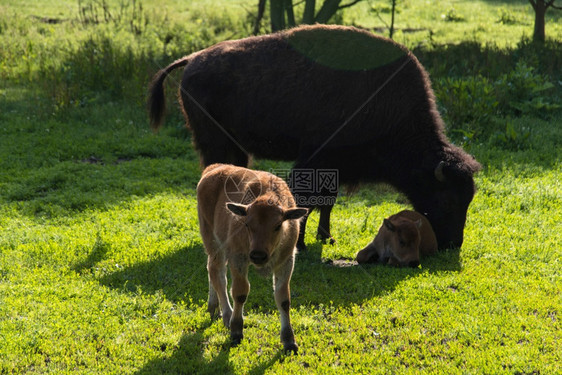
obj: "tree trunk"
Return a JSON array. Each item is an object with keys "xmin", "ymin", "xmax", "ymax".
[
  {"xmin": 270, "ymin": 0, "xmax": 285, "ymax": 32},
  {"xmin": 532, "ymin": 0, "xmax": 547, "ymax": 43},
  {"xmin": 314, "ymin": 0, "xmax": 342, "ymax": 24},
  {"xmin": 302, "ymin": 0, "xmax": 316, "ymax": 24},
  {"xmin": 253, "ymin": 0, "xmax": 267, "ymax": 35},
  {"xmin": 389, "ymin": 0, "xmax": 396, "ymax": 39},
  {"xmin": 285, "ymin": 0, "xmax": 296, "ymax": 28},
  {"xmin": 267, "ymin": 0, "xmax": 366, "ymax": 32}
]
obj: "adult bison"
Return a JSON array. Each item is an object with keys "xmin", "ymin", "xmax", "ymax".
[{"xmin": 149, "ymin": 24, "xmax": 481, "ymax": 250}]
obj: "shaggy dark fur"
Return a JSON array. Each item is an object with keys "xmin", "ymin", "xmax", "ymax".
[{"xmin": 149, "ymin": 24, "xmax": 481, "ymax": 250}]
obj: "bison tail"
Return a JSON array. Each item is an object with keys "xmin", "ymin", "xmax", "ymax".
[{"xmin": 148, "ymin": 57, "xmax": 190, "ymax": 131}]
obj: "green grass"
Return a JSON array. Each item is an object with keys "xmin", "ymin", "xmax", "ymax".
[
  {"xmin": 1, "ymin": 0, "xmax": 561, "ymax": 373},
  {"xmin": 349, "ymin": 0, "xmax": 562, "ymax": 47}
]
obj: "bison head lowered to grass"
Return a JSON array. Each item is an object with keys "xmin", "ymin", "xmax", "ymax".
[{"xmin": 149, "ymin": 24, "xmax": 481, "ymax": 250}]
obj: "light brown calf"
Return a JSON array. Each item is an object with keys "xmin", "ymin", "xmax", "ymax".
[
  {"xmin": 196, "ymin": 164, "xmax": 307, "ymax": 353},
  {"xmin": 356, "ymin": 210, "xmax": 437, "ymax": 267}
]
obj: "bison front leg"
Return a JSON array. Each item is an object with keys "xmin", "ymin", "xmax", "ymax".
[
  {"xmin": 294, "ymin": 193, "xmax": 336, "ymax": 250},
  {"xmin": 273, "ymin": 256, "xmax": 298, "ymax": 354},
  {"xmin": 317, "ymin": 202, "xmax": 336, "ymax": 245},
  {"xmin": 229, "ymin": 262, "xmax": 250, "ymax": 346}
]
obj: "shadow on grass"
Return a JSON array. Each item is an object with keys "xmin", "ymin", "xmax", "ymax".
[
  {"xmin": 72, "ymin": 234, "xmax": 111, "ymax": 274},
  {"xmin": 91, "ymin": 244, "xmax": 295, "ymax": 374},
  {"xmin": 94, "ymin": 235, "xmax": 460, "ymax": 373},
  {"xmin": 0, "ymin": 87, "xmax": 201, "ymax": 219},
  {"xmin": 413, "ymin": 37, "xmax": 562, "ymax": 79},
  {"xmin": 98, "ymin": 244, "xmax": 209, "ymax": 304},
  {"xmin": 96, "ymin": 235, "xmax": 461, "ymax": 313},
  {"xmin": 287, "ymin": 240, "xmax": 461, "ymax": 308},
  {"xmin": 136, "ymin": 327, "xmax": 290, "ymax": 375},
  {"xmin": 136, "ymin": 324, "xmax": 234, "ymax": 375}
]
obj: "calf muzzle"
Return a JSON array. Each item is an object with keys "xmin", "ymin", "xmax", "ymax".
[{"xmin": 249, "ymin": 250, "xmax": 268, "ymax": 265}]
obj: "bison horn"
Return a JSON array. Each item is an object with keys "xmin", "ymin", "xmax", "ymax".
[{"xmin": 434, "ymin": 161, "xmax": 446, "ymax": 182}]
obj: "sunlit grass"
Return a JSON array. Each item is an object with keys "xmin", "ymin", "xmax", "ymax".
[
  {"xmin": 1, "ymin": 0, "xmax": 561, "ymax": 373},
  {"xmin": 348, "ymin": 0, "xmax": 562, "ymax": 48},
  {"xmin": 1, "ymin": 91, "xmax": 559, "ymax": 372}
]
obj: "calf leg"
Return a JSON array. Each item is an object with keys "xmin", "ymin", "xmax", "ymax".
[
  {"xmin": 356, "ymin": 242, "xmax": 379, "ymax": 264},
  {"xmin": 273, "ymin": 255, "xmax": 298, "ymax": 354},
  {"xmin": 207, "ymin": 254, "xmax": 232, "ymax": 327},
  {"xmin": 207, "ymin": 272, "xmax": 219, "ymax": 318},
  {"xmin": 229, "ymin": 262, "xmax": 250, "ymax": 345},
  {"xmin": 199, "ymin": 217, "xmax": 234, "ymax": 326}
]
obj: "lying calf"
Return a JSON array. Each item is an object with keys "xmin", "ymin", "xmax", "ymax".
[
  {"xmin": 356, "ymin": 210, "xmax": 437, "ymax": 267},
  {"xmin": 197, "ymin": 164, "xmax": 307, "ymax": 353}
]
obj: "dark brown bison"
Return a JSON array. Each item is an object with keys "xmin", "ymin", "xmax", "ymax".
[{"xmin": 149, "ymin": 24, "xmax": 481, "ymax": 250}]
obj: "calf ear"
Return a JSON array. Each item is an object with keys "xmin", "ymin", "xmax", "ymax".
[
  {"xmin": 283, "ymin": 208, "xmax": 308, "ymax": 221},
  {"xmin": 383, "ymin": 218, "xmax": 396, "ymax": 232},
  {"xmin": 227, "ymin": 203, "xmax": 248, "ymax": 216}
]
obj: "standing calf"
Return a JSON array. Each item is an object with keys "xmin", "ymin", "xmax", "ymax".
[
  {"xmin": 197, "ymin": 164, "xmax": 307, "ymax": 353},
  {"xmin": 356, "ymin": 210, "xmax": 437, "ymax": 267}
]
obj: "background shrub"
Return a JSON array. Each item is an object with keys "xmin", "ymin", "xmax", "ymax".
[
  {"xmin": 426, "ymin": 42, "xmax": 561, "ymax": 147},
  {"xmin": 494, "ymin": 61, "xmax": 559, "ymax": 117},
  {"xmin": 434, "ymin": 75, "xmax": 498, "ymax": 139}
]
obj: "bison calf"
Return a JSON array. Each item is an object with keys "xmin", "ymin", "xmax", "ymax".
[
  {"xmin": 356, "ymin": 210, "xmax": 437, "ymax": 267},
  {"xmin": 197, "ymin": 164, "xmax": 307, "ymax": 353}
]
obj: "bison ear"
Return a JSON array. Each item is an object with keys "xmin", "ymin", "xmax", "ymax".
[
  {"xmin": 227, "ymin": 203, "xmax": 248, "ymax": 217},
  {"xmin": 414, "ymin": 219, "xmax": 423, "ymax": 229},
  {"xmin": 383, "ymin": 218, "xmax": 396, "ymax": 232},
  {"xmin": 283, "ymin": 207, "xmax": 308, "ymax": 221}
]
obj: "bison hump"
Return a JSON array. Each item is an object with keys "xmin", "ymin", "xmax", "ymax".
[{"xmin": 285, "ymin": 25, "xmax": 408, "ymax": 71}]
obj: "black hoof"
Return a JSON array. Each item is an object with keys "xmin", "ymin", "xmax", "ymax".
[
  {"xmin": 316, "ymin": 233, "xmax": 336, "ymax": 245},
  {"xmin": 230, "ymin": 333, "xmax": 243, "ymax": 347},
  {"xmin": 283, "ymin": 342, "xmax": 298, "ymax": 355}
]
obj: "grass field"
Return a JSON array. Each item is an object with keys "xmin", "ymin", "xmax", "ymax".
[{"xmin": 1, "ymin": 0, "xmax": 561, "ymax": 373}]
